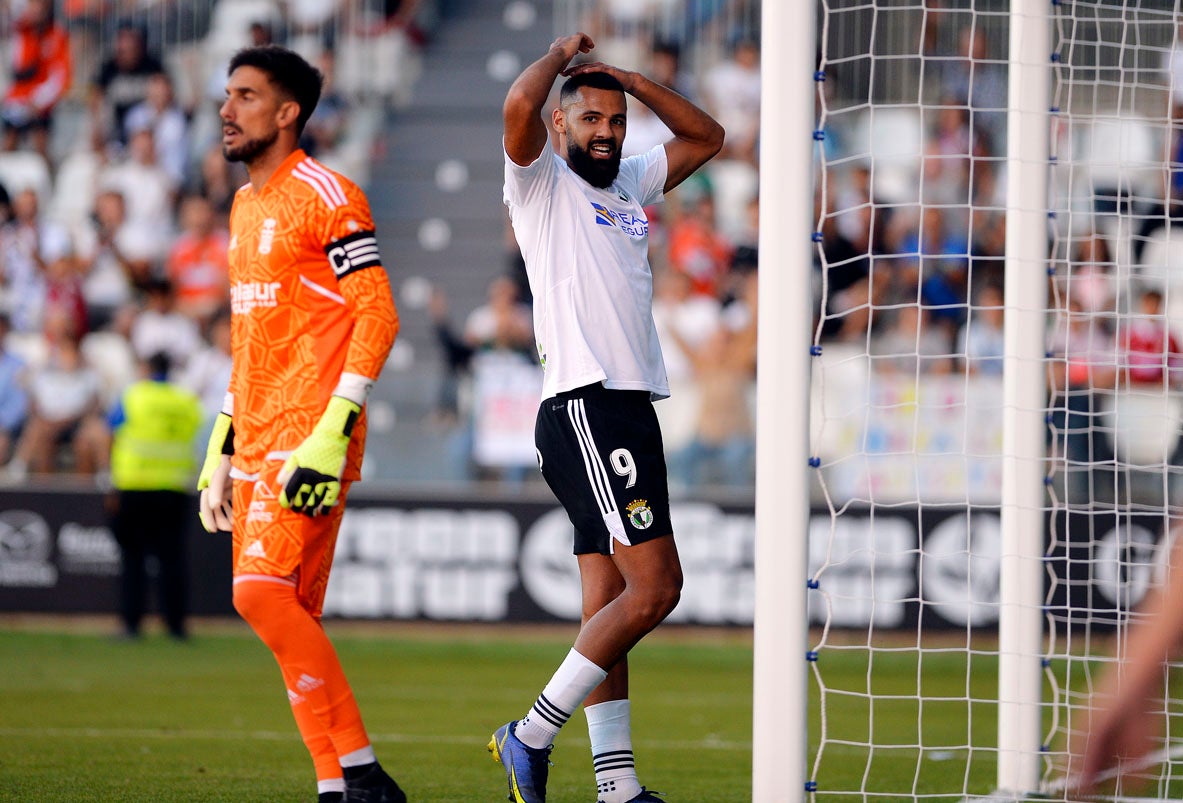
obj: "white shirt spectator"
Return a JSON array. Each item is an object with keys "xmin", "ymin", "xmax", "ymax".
[
  {"xmin": 652, "ymin": 273, "xmax": 722, "ymax": 382},
  {"xmin": 124, "ymin": 98, "xmax": 189, "ymax": 186},
  {"xmin": 958, "ymin": 316, "xmax": 1006, "ymax": 375},
  {"xmin": 178, "ymin": 335, "xmax": 232, "ymax": 417},
  {"xmin": 0, "ymin": 216, "xmax": 70, "ymax": 333},
  {"xmin": 623, "ymin": 101, "xmax": 673, "ymax": 158},
  {"xmin": 98, "ymin": 129, "xmax": 177, "ymax": 236},
  {"xmin": 130, "ymin": 307, "xmax": 200, "ymax": 369},
  {"xmin": 30, "ymin": 359, "xmax": 102, "ymax": 422},
  {"xmin": 702, "ymin": 41, "xmax": 761, "ymax": 157}
]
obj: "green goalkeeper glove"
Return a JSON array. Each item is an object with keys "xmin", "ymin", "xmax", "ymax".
[
  {"xmin": 278, "ymin": 396, "xmax": 360, "ymax": 517},
  {"xmin": 197, "ymin": 411, "xmax": 234, "ymax": 533}
]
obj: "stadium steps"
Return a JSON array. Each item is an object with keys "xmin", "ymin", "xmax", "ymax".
[{"xmin": 363, "ymin": 0, "xmax": 553, "ymax": 484}]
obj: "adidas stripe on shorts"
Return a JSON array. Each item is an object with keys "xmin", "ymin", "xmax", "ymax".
[{"xmin": 534, "ymin": 383, "xmax": 672, "ymax": 555}]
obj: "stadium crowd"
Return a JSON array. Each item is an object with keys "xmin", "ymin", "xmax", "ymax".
[
  {"xmin": 0, "ymin": 0, "xmax": 771, "ymax": 490},
  {"xmin": 0, "ymin": 0, "xmax": 426, "ymax": 482},
  {"xmin": 12, "ymin": 1, "xmax": 1183, "ymax": 494},
  {"xmin": 813, "ymin": 4, "xmax": 1183, "ymax": 504}
]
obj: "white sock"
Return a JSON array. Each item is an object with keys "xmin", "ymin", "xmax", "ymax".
[
  {"xmin": 338, "ymin": 745, "xmax": 376, "ymax": 768},
  {"xmin": 317, "ymin": 777, "xmax": 346, "ymax": 795},
  {"xmin": 587, "ymin": 699, "xmax": 643, "ymax": 803},
  {"xmin": 516, "ymin": 648, "xmax": 607, "ymax": 749}
]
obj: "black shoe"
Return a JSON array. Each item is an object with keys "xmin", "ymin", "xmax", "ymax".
[
  {"xmin": 342, "ymin": 766, "xmax": 407, "ymax": 803},
  {"xmin": 624, "ymin": 789, "xmax": 666, "ymax": 803},
  {"xmin": 319, "ymin": 793, "xmax": 344, "ymax": 803}
]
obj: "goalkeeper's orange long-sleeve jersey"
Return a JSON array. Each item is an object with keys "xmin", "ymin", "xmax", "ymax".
[{"xmin": 227, "ymin": 149, "xmax": 398, "ymax": 480}]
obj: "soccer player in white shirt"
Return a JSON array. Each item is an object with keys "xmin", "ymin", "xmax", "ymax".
[{"xmin": 488, "ymin": 32, "xmax": 724, "ymax": 803}]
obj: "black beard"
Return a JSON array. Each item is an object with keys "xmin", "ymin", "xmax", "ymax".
[
  {"xmin": 223, "ymin": 128, "xmax": 280, "ymax": 164},
  {"xmin": 567, "ymin": 140, "xmax": 621, "ymax": 189}
]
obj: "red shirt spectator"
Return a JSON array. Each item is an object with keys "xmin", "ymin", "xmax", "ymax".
[
  {"xmin": 166, "ymin": 194, "xmax": 229, "ymax": 323},
  {"xmin": 667, "ymin": 192, "xmax": 733, "ymax": 298},
  {"xmin": 1, "ymin": 0, "xmax": 71, "ymax": 158},
  {"xmin": 43, "ymin": 252, "xmax": 88, "ymax": 343},
  {"xmin": 1120, "ymin": 289, "xmax": 1183, "ymax": 385}
]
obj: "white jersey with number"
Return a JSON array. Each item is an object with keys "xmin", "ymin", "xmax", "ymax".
[{"xmin": 504, "ymin": 144, "xmax": 670, "ymax": 400}]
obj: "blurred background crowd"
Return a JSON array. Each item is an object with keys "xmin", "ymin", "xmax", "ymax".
[
  {"xmin": 814, "ymin": 2, "xmax": 1183, "ymax": 504},
  {"xmin": 11, "ymin": 0, "xmax": 1181, "ymax": 499},
  {"xmin": 0, "ymin": 0, "xmax": 431, "ymax": 486},
  {"xmin": 0, "ymin": 0, "xmax": 768, "ymax": 493}
]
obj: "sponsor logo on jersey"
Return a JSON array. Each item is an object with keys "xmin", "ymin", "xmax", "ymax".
[
  {"xmin": 625, "ymin": 499, "xmax": 654, "ymax": 530},
  {"xmin": 325, "ymin": 230, "xmax": 382, "ymax": 278},
  {"xmin": 259, "ymin": 218, "xmax": 277, "ymax": 254},
  {"xmin": 247, "ymin": 480, "xmax": 275, "ymax": 523},
  {"xmin": 231, "ymin": 281, "xmax": 282, "ymax": 314},
  {"xmin": 243, "ymin": 539, "xmax": 267, "ymax": 558},
  {"xmin": 591, "ymin": 202, "xmax": 648, "ymax": 237},
  {"xmin": 593, "ymin": 203, "xmax": 619, "ymax": 227}
]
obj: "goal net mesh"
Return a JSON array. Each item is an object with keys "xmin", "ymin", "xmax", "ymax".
[{"xmin": 812, "ymin": 0, "xmax": 1183, "ymax": 798}]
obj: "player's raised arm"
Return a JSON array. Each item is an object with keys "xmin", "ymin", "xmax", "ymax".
[
  {"xmin": 562, "ymin": 60, "xmax": 724, "ymax": 193},
  {"xmin": 503, "ymin": 32, "xmax": 593, "ymax": 167}
]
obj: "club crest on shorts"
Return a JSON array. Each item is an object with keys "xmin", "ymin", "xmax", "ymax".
[{"xmin": 626, "ymin": 499, "xmax": 654, "ymax": 530}]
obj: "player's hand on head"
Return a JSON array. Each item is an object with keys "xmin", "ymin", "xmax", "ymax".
[
  {"xmin": 277, "ymin": 396, "xmax": 360, "ymax": 517},
  {"xmin": 550, "ymin": 32, "xmax": 594, "ymax": 64},
  {"xmin": 561, "ymin": 61, "xmax": 636, "ymax": 91}
]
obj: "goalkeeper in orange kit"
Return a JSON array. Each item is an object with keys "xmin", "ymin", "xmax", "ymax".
[{"xmin": 197, "ymin": 45, "xmax": 405, "ymax": 803}]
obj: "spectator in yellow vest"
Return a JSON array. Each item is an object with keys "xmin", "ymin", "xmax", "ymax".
[{"xmin": 108, "ymin": 351, "xmax": 202, "ymax": 639}]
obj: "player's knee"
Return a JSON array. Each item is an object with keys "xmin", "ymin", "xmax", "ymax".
[
  {"xmin": 232, "ymin": 579, "xmax": 277, "ymax": 626},
  {"xmin": 231, "ymin": 582, "xmax": 259, "ymax": 624},
  {"xmin": 636, "ymin": 581, "xmax": 681, "ymax": 628},
  {"xmin": 583, "ymin": 581, "xmax": 627, "ymax": 621}
]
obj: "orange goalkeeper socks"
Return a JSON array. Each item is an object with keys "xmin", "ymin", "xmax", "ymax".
[
  {"xmin": 233, "ymin": 577, "xmax": 373, "ymax": 774},
  {"xmin": 287, "ymin": 667, "xmax": 347, "ymax": 785}
]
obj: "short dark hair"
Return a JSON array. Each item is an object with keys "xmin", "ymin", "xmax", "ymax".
[
  {"xmin": 147, "ymin": 351, "xmax": 172, "ymax": 378},
  {"xmin": 559, "ymin": 71, "xmax": 625, "ymax": 107},
  {"xmin": 228, "ymin": 45, "xmax": 323, "ymax": 136},
  {"xmin": 653, "ymin": 40, "xmax": 681, "ymax": 61}
]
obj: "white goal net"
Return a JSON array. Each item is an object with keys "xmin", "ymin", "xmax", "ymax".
[{"xmin": 802, "ymin": 0, "xmax": 1183, "ymax": 799}]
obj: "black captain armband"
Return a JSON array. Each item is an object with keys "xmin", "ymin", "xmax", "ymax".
[{"xmin": 326, "ymin": 230, "xmax": 382, "ymax": 279}]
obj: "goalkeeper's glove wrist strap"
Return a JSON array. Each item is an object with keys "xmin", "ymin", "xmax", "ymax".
[{"xmin": 322, "ymin": 395, "xmax": 361, "ymax": 438}]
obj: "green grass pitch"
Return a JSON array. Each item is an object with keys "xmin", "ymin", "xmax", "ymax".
[
  {"xmin": 9, "ymin": 620, "xmax": 1168, "ymax": 801},
  {"xmin": 0, "ymin": 620, "xmax": 752, "ymax": 802}
]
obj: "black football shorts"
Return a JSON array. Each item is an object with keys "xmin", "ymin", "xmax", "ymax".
[{"xmin": 534, "ymin": 383, "xmax": 672, "ymax": 555}]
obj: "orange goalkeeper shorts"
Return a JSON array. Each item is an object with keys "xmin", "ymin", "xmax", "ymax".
[{"xmin": 230, "ymin": 459, "xmax": 352, "ymax": 617}]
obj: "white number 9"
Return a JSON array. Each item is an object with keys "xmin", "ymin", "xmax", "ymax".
[{"xmin": 610, "ymin": 448, "xmax": 637, "ymax": 488}]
